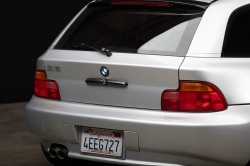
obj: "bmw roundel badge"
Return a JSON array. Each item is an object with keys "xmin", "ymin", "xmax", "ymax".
[{"xmin": 100, "ymin": 66, "xmax": 109, "ymax": 77}]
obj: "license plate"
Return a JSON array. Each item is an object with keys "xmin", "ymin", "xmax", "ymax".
[{"xmin": 81, "ymin": 128, "xmax": 123, "ymax": 156}]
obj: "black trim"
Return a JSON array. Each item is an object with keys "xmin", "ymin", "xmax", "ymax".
[
  {"xmin": 94, "ymin": 0, "xmax": 216, "ymax": 9},
  {"xmin": 86, "ymin": 78, "xmax": 128, "ymax": 86},
  {"xmin": 221, "ymin": 4, "xmax": 250, "ymax": 58}
]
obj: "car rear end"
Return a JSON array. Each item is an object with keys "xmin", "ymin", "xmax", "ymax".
[{"xmin": 25, "ymin": 0, "xmax": 250, "ymax": 166}]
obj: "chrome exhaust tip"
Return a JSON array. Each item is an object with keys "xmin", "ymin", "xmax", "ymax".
[
  {"xmin": 57, "ymin": 148, "xmax": 68, "ymax": 159},
  {"xmin": 49, "ymin": 147, "xmax": 60, "ymax": 158}
]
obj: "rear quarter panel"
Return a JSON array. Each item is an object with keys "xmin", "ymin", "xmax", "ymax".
[
  {"xmin": 179, "ymin": 57, "xmax": 250, "ymax": 105},
  {"xmin": 188, "ymin": 0, "xmax": 250, "ymax": 55}
]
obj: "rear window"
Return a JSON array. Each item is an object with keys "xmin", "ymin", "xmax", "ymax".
[{"xmin": 55, "ymin": 2, "xmax": 204, "ymax": 56}]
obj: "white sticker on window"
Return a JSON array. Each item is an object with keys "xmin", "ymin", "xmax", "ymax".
[{"xmin": 137, "ymin": 20, "xmax": 189, "ymax": 54}]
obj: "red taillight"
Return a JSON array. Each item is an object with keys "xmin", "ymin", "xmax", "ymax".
[
  {"xmin": 34, "ymin": 70, "xmax": 61, "ymax": 100},
  {"xmin": 161, "ymin": 82, "xmax": 227, "ymax": 112},
  {"xmin": 112, "ymin": 2, "xmax": 171, "ymax": 6}
]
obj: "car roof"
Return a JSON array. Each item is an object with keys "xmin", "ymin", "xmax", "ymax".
[
  {"xmin": 166, "ymin": 0, "xmax": 214, "ymax": 3},
  {"xmin": 189, "ymin": 0, "xmax": 214, "ymax": 3},
  {"xmin": 98, "ymin": 0, "xmax": 215, "ymax": 3}
]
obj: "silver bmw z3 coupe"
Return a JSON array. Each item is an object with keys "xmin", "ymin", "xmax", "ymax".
[{"xmin": 25, "ymin": 0, "xmax": 250, "ymax": 165}]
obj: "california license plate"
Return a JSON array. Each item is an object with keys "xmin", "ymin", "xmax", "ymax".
[{"xmin": 81, "ymin": 128, "xmax": 123, "ymax": 156}]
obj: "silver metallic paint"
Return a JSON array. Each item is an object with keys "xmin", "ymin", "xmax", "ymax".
[
  {"xmin": 43, "ymin": 122, "xmax": 51, "ymax": 132},
  {"xmin": 124, "ymin": 131, "xmax": 139, "ymax": 152},
  {"xmin": 36, "ymin": 49, "xmax": 51, "ymax": 70},
  {"xmin": 44, "ymin": 50, "xmax": 184, "ymax": 109},
  {"xmin": 187, "ymin": 0, "xmax": 250, "ymax": 56},
  {"xmin": 62, "ymin": 124, "xmax": 80, "ymax": 144},
  {"xmin": 179, "ymin": 57, "xmax": 250, "ymax": 105},
  {"xmin": 186, "ymin": 53, "xmax": 221, "ymax": 58},
  {"xmin": 189, "ymin": 0, "xmax": 214, "ymax": 2},
  {"xmin": 25, "ymin": 96, "xmax": 250, "ymax": 166}
]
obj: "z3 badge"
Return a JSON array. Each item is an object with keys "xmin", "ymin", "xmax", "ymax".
[{"xmin": 47, "ymin": 65, "xmax": 61, "ymax": 72}]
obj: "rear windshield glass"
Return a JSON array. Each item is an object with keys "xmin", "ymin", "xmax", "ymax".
[{"xmin": 55, "ymin": 3, "xmax": 204, "ymax": 56}]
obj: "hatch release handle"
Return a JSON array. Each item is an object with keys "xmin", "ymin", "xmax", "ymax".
[{"xmin": 86, "ymin": 78, "xmax": 128, "ymax": 86}]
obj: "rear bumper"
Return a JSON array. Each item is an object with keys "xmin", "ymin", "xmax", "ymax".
[{"xmin": 25, "ymin": 96, "xmax": 250, "ymax": 166}]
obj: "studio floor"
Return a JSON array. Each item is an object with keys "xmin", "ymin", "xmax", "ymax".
[
  {"xmin": 0, "ymin": 102, "xmax": 53, "ymax": 166},
  {"xmin": 0, "ymin": 102, "xmax": 118, "ymax": 166},
  {"xmin": 0, "ymin": 102, "xmax": 50, "ymax": 166}
]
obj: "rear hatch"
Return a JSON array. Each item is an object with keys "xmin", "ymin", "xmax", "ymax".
[{"xmin": 44, "ymin": 1, "xmax": 206, "ymax": 109}]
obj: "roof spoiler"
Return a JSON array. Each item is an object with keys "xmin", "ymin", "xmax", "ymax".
[{"xmin": 93, "ymin": 0, "xmax": 217, "ymax": 9}]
